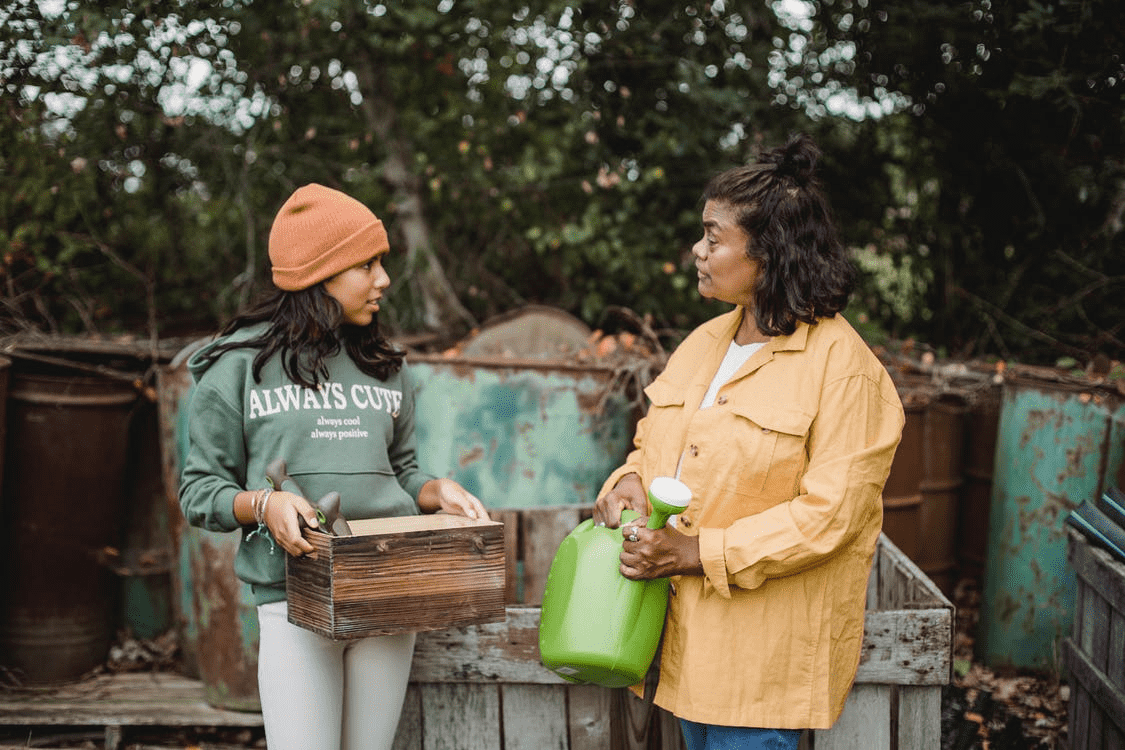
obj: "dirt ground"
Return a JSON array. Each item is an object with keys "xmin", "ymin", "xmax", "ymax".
[{"xmin": 941, "ymin": 577, "xmax": 1070, "ymax": 750}]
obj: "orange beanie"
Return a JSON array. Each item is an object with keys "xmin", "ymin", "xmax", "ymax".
[{"xmin": 268, "ymin": 183, "xmax": 390, "ymax": 291}]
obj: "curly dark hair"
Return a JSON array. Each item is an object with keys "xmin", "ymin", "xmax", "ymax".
[
  {"xmin": 702, "ymin": 133, "xmax": 856, "ymax": 337},
  {"xmin": 197, "ymin": 285, "xmax": 404, "ymax": 389}
]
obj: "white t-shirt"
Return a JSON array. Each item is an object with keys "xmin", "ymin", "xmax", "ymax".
[{"xmin": 699, "ymin": 340, "xmax": 765, "ymax": 408}]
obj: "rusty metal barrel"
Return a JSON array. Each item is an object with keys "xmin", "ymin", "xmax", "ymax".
[
  {"xmin": 0, "ymin": 366, "xmax": 140, "ymax": 683},
  {"xmin": 979, "ymin": 372, "xmax": 1125, "ymax": 672},
  {"xmin": 917, "ymin": 394, "xmax": 966, "ymax": 595},
  {"xmin": 957, "ymin": 383, "xmax": 1002, "ymax": 581},
  {"xmin": 881, "ymin": 386, "xmax": 926, "ymax": 564},
  {"xmin": 882, "ymin": 379, "xmax": 967, "ymax": 596}
]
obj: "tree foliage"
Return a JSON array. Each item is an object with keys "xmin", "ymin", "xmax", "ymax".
[
  {"xmin": 788, "ymin": 0, "xmax": 1125, "ymax": 361},
  {"xmin": 1, "ymin": 0, "xmax": 1122, "ymax": 365}
]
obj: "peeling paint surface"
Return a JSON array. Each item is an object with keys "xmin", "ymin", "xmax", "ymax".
[
  {"xmin": 411, "ymin": 360, "xmax": 635, "ymax": 508},
  {"xmin": 185, "ymin": 529, "xmax": 261, "ymax": 712},
  {"xmin": 979, "ymin": 379, "xmax": 1124, "ymax": 673}
]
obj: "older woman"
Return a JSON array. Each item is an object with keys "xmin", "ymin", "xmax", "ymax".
[{"xmin": 594, "ymin": 134, "xmax": 905, "ymax": 750}]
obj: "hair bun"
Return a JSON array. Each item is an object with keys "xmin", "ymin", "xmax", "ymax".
[{"xmin": 765, "ymin": 133, "xmax": 820, "ymax": 185}]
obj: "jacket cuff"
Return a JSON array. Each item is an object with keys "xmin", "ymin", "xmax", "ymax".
[
  {"xmin": 218, "ymin": 487, "xmax": 241, "ymax": 531},
  {"xmin": 698, "ymin": 526, "xmax": 732, "ymax": 599}
]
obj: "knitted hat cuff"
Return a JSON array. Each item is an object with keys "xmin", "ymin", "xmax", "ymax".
[
  {"xmin": 271, "ymin": 220, "xmax": 389, "ymax": 291},
  {"xmin": 268, "ymin": 183, "xmax": 390, "ymax": 291}
]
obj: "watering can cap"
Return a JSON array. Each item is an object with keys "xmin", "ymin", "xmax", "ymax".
[{"xmin": 649, "ymin": 476, "xmax": 692, "ymax": 508}]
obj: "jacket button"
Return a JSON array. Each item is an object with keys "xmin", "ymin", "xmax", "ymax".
[
  {"xmin": 689, "ymin": 445, "xmax": 699, "ymax": 456},
  {"xmin": 717, "ymin": 395, "xmax": 728, "ymax": 405}
]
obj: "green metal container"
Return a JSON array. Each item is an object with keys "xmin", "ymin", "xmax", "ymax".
[
  {"xmin": 979, "ymin": 375, "xmax": 1124, "ymax": 672},
  {"xmin": 410, "ymin": 356, "xmax": 636, "ymax": 507}
]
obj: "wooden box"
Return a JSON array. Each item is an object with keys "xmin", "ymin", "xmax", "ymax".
[
  {"xmin": 285, "ymin": 514, "xmax": 506, "ymax": 640},
  {"xmin": 1065, "ymin": 526, "xmax": 1125, "ymax": 750}
]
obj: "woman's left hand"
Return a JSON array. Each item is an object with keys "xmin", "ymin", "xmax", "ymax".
[
  {"xmin": 619, "ymin": 524, "xmax": 703, "ymax": 580},
  {"xmin": 419, "ymin": 478, "xmax": 491, "ymax": 521}
]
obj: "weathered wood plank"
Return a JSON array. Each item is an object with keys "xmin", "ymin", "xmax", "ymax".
[
  {"xmin": 1111, "ymin": 607, "xmax": 1125, "ymax": 693},
  {"xmin": 391, "ymin": 684, "xmax": 422, "ymax": 750},
  {"xmin": 419, "ymin": 683, "xmax": 500, "ymax": 750},
  {"xmin": 522, "ymin": 505, "xmax": 585, "ymax": 606},
  {"xmin": 492, "ymin": 508, "xmax": 523, "ymax": 603},
  {"xmin": 897, "ymin": 685, "xmax": 942, "ymax": 749},
  {"xmin": 874, "ymin": 534, "xmax": 947, "ymax": 610},
  {"xmin": 1065, "ymin": 638, "xmax": 1125, "ymax": 738},
  {"xmin": 410, "ymin": 606, "xmax": 563, "ymax": 684},
  {"xmin": 815, "ymin": 684, "xmax": 892, "ymax": 750},
  {"xmin": 501, "ymin": 684, "xmax": 568, "ymax": 750},
  {"xmin": 613, "ymin": 689, "xmax": 662, "ymax": 750},
  {"xmin": 1068, "ymin": 527, "xmax": 1125, "ymax": 610},
  {"xmin": 567, "ymin": 684, "xmax": 613, "ymax": 750},
  {"xmin": 857, "ymin": 609, "xmax": 953, "ymax": 685},
  {"xmin": 410, "ymin": 604, "xmax": 950, "ymax": 687},
  {"xmin": 0, "ymin": 672, "xmax": 262, "ymax": 727}
]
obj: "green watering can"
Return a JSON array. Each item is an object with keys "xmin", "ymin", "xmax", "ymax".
[{"xmin": 538, "ymin": 477, "xmax": 692, "ymax": 688}]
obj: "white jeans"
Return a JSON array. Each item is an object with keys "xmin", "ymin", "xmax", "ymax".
[{"xmin": 256, "ymin": 601, "xmax": 416, "ymax": 750}]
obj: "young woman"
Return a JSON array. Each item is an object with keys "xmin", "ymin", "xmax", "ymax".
[
  {"xmin": 179, "ymin": 183, "xmax": 487, "ymax": 750},
  {"xmin": 594, "ymin": 135, "xmax": 905, "ymax": 750}
]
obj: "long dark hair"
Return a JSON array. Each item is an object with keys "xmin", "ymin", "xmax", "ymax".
[
  {"xmin": 198, "ymin": 285, "xmax": 404, "ymax": 388},
  {"xmin": 702, "ymin": 133, "xmax": 856, "ymax": 337}
]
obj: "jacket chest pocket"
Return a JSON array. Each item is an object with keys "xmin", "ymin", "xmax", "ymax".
[{"xmin": 730, "ymin": 403, "xmax": 812, "ymax": 498}]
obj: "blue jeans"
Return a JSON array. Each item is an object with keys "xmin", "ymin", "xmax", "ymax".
[{"xmin": 680, "ymin": 719, "xmax": 803, "ymax": 750}]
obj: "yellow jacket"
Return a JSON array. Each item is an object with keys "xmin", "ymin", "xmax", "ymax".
[{"xmin": 600, "ymin": 309, "xmax": 904, "ymax": 729}]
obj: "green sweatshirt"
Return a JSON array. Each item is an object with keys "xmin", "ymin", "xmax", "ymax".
[{"xmin": 178, "ymin": 323, "xmax": 435, "ymax": 605}]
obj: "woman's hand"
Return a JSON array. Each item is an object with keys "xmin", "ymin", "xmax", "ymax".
[
  {"xmin": 418, "ymin": 478, "xmax": 491, "ymax": 521},
  {"xmin": 593, "ymin": 472, "xmax": 648, "ymax": 528},
  {"xmin": 262, "ymin": 490, "xmax": 319, "ymax": 557},
  {"xmin": 618, "ymin": 523, "xmax": 703, "ymax": 580}
]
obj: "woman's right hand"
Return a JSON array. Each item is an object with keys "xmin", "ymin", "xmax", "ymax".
[
  {"xmin": 262, "ymin": 491, "xmax": 319, "ymax": 557},
  {"xmin": 593, "ymin": 472, "xmax": 648, "ymax": 528}
]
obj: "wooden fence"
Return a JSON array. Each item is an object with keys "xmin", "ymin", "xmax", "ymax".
[{"xmin": 398, "ymin": 504, "xmax": 953, "ymax": 750}]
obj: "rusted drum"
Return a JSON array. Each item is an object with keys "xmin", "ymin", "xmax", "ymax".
[
  {"xmin": 181, "ymin": 526, "xmax": 261, "ymax": 711},
  {"xmin": 881, "ymin": 388, "xmax": 926, "ymax": 562},
  {"xmin": 157, "ymin": 341, "xmax": 260, "ymax": 711},
  {"xmin": 979, "ymin": 375, "xmax": 1124, "ymax": 672},
  {"xmin": 0, "ymin": 368, "xmax": 139, "ymax": 683},
  {"xmin": 957, "ymin": 384, "xmax": 1001, "ymax": 581},
  {"xmin": 918, "ymin": 395, "xmax": 966, "ymax": 595}
]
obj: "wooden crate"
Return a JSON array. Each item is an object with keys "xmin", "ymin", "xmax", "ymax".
[
  {"xmin": 286, "ymin": 514, "xmax": 506, "ymax": 640},
  {"xmin": 1065, "ymin": 527, "xmax": 1125, "ymax": 750}
]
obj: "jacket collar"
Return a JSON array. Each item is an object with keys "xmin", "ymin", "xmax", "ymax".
[
  {"xmin": 701, "ymin": 308, "xmax": 813, "ymax": 388},
  {"xmin": 705, "ymin": 307, "xmax": 812, "ymax": 354}
]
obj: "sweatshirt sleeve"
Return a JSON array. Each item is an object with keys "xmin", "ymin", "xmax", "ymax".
[
  {"xmin": 698, "ymin": 369, "xmax": 904, "ymax": 597},
  {"xmin": 389, "ymin": 365, "xmax": 437, "ymax": 503},
  {"xmin": 178, "ymin": 378, "xmax": 246, "ymax": 533}
]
